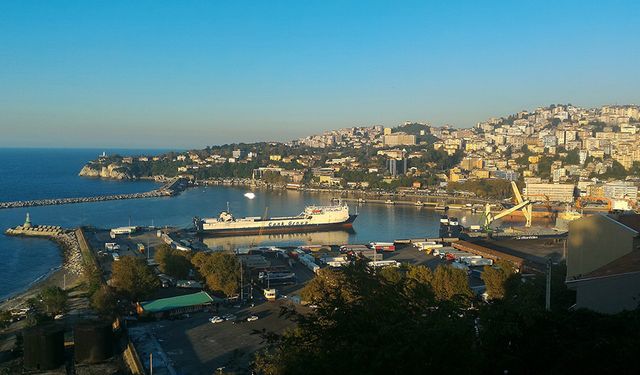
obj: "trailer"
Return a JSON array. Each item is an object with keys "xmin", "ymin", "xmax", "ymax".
[
  {"xmin": 466, "ymin": 258, "xmax": 494, "ymax": 266},
  {"xmin": 368, "ymin": 260, "xmax": 400, "ymax": 268},
  {"xmin": 370, "ymin": 242, "xmax": 396, "ymax": 252},
  {"xmin": 110, "ymin": 226, "xmax": 137, "ymax": 236}
]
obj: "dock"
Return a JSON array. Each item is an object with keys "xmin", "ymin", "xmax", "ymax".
[{"xmin": 0, "ymin": 178, "xmax": 187, "ymax": 210}]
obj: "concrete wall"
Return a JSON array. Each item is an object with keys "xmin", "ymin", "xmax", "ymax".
[
  {"xmin": 571, "ymin": 272, "xmax": 640, "ymax": 314},
  {"xmin": 567, "ymin": 215, "xmax": 636, "ymax": 279}
]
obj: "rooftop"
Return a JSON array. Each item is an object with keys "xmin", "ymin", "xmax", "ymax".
[
  {"xmin": 582, "ymin": 250, "xmax": 640, "ymax": 279},
  {"xmin": 139, "ymin": 291, "xmax": 215, "ymax": 313}
]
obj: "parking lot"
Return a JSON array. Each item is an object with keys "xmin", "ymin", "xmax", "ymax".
[{"xmin": 130, "ymin": 295, "xmax": 303, "ymax": 374}]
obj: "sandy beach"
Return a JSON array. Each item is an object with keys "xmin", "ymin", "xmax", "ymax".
[{"xmin": 0, "ymin": 231, "xmax": 85, "ymax": 313}]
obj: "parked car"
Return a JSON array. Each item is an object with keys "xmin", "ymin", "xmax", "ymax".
[
  {"xmin": 246, "ymin": 315, "xmax": 259, "ymax": 322},
  {"xmin": 223, "ymin": 314, "xmax": 237, "ymax": 321},
  {"xmin": 209, "ymin": 316, "xmax": 224, "ymax": 324}
]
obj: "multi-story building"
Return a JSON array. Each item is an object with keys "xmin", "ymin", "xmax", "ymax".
[
  {"xmin": 524, "ymin": 183, "xmax": 576, "ymax": 203},
  {"xmin": 383, "ymin": 133, "xmax": 416, "ymax": 146}
]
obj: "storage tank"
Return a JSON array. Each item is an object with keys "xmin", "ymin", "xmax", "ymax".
[
  {"xmin": 23, "ymin": 324, "xmax": 65, "ymax": 371},
  {"xmin": 74, "ymin": 321, "xmax": 114, "ymax": 363}
]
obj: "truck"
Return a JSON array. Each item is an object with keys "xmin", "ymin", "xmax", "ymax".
[
  {"xmin": 466, "ymin": 258, "xmax": 493, "ymax": 266},
  {"xmin": 370, "ymin": 242, "xmax": 396, "ymax": 252},
  {"xmin": 109, "ymin": 226, "xmax": 137, "ymax": 237},
  {"xmin": 263, "ymin": 288, "xmax": 277, "ymax": 301},
  {"xmin": 368, "ymin": 260, "xmax": 400, "ymax": 268},
  {"xmin": 111, "ymin": 252, "xmax": 120, "ymax": 261},
  {"xmin": 136, "ymin": 243, "xmax": 145, "ymax": 254}
]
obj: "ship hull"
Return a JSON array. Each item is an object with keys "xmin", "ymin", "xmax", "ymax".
[{"xmin": 198, "ymin": 214, "xmax": 357, "ymax": 237}]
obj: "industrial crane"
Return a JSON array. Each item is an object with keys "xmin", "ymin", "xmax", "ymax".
[{"xmin": 482, "ymin": 181, "xmax": 532, "ymax": 229}]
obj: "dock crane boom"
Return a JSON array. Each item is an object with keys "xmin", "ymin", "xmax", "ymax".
[{"xmin": 482, "ymin": 181, "xmax": 532, "ymax": 229}]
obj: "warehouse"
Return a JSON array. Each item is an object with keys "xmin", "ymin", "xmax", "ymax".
[{"xmin": 136, "ymin": 291, "xmax": 217, "ymax": 318}]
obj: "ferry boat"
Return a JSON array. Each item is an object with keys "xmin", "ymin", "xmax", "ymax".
[{"xmin": 194, "ymin": 203, "xmax": 357, "ymax": 236}]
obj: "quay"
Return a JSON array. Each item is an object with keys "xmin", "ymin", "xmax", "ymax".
[{"xmin": 0, "ymin": 178, "xmax": 187, "ymax": 210}]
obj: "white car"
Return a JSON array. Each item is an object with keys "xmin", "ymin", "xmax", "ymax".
[
  {"xmin": 209, "ymin": 316, "xmax": 224, "ymax": 324},
  {"xmin": 246, "ymin": 315, "xmax": 259, "ymax": 322},
  {"xmin": 223, "ymin": 314, "xmax": 236, "ymax": 321}
]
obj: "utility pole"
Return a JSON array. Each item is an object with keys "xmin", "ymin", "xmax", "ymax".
[
  {"xmin": 545, "ymin": 258, "xmax": 552, "ymax": 311},
  {"xmin": 240, "ymin": 260, "xmax": 244, "ymax": 302}
]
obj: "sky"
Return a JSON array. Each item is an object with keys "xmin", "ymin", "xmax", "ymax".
[{"xmin": 1, "ymin": 0, "xmax": 639, "ymax": 149}]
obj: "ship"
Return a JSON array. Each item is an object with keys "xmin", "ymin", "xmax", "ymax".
[{"xmin": 194, "ymin": 203, "xmax": 357, "ymax": 236}]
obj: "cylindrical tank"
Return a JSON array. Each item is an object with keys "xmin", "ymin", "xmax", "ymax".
[
  {"xmin": 23, "ymin": 324, "xmax": 65, "ymax": 370},
  {"xmin": 74, "ymin": 321, "xmax": 114, "ymax": 363}
]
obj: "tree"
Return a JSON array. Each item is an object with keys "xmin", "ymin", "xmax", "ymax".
[
  {"xmin": 301, "ymin": 268, "xmax": 356, "ymax": 304},
  {"xmin": 111, "ymin": 255, "xmax": 160, "ymax": 300},
  {"xmin": 481, "ymin": 260, "xmax": 516, "ymax": 299},
  {"xmin": 39, "ymin": 286, "xmax": 68, "ymax": 315},
  {"xmin": 0, "ymin": 310, "xmax": 12, "ymax": 328},
  {"xmin": 91, "ymin": 285, "xmax": 118, "ymax": 317},
  {"xmin": 191, "ymin": 252, "xmax": 240, "ymax": 297},
  {"xmin": 154, "ymin": 244, "xmax": 191, "ymax": 279},
  {"xmin": 253, "ymin": 263, "xmax": 477, "ymax": 374},
  {"xmin": 430, "ymin": 265, "xmax": 473, "ymax": 303}
]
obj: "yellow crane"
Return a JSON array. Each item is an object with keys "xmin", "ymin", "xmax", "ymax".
[{"xmin": 482, "ymin": 181, "xmax": 532, "ymax": 229}]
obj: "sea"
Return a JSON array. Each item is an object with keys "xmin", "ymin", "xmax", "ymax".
[{"xmin": 0, "ymin": 148, "xmax": 480, "ymax": 300}]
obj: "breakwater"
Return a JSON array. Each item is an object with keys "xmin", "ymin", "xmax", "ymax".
[{"xmin": 0, "ymin": 178, "xmax": 187, "ymax": 210}]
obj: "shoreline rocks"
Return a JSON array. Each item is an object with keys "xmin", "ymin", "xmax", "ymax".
[{"xmin": 79, "ymin": 163, "xmax": 132, "ymax": 180}]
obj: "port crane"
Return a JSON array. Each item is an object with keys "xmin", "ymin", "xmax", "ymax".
[{"xmin": 482, "ymin": 181, "xmax": 532, "ymax": 229}]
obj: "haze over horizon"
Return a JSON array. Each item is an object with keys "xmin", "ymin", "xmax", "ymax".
[{"xmin": 1, "ymin": 1, "xmax": 639, "ymax": 149}]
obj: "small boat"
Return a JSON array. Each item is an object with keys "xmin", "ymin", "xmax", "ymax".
[
  {"xmin": 358, "ymin": 198, "xmax": 366, "ymax": 204},
  {"xmin": 415, "ymin": 200, "xmax": 424, "ymax": 206},
  {"xmin": 385, "ymin": 200, "xmax": 394, "ymax": 205},
  {"xmin": 449, "ymin": 217, "xmax": 459, "ymax": 226},
  {"xmin": 440, "ymin": 215, "xmax": 449, "ymax": 225}
]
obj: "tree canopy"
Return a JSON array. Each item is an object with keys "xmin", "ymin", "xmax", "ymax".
[
  {"xmin": 191, "ymin": 252, "xmax": 240, "ymax": 297},
  {"xmin": 154, "ymin": 244, "xmax": 192, "ymax": 279},
  {"xmin": 38, "ymin": 286, "xmax": 68, "ymax": 315},
  {"xmin": 110, "ymin": 255, "xmax": 160, "ymax": 300},
  {"xmin": 253, "ymin": 261, "xmax": 640, "ymax": 374}
]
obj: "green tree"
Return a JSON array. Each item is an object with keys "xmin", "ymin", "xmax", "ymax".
[
  {"xmin": 111, "ymin": 255, "xmax": 160, "ymax": 300},
  {"xmin": 0, "ymin": 310, "xmax": 12, "ymax": 328},
  {"xmin": 39, "ymin": 286, "xmax": 68, "ymax": 315},
  {"xmin": 253, "ymin": 263, "xmax": 477, "ymax": 374},
  {"xmin": 191, "ymin": 252, "xmax": 240, "ymax": 297},
  {"xmin": 430, "ymin": 265, "xmax": 473, "ymax": 303},
  {"xmin": 481, "ymin": 260, "xmax": 516, "ymax": 299},
  {"xmin": 91, "ymin": 285, "xmax": 118, "ymax": 317},
  {"xmin": 154, "ymin": 244, "xmax": 191, "ymax": 279}
]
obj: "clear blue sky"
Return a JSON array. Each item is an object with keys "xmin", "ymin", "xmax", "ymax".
[{"xmin": 1, "ymin": 0, "xmax": 638, "ymax": 148}]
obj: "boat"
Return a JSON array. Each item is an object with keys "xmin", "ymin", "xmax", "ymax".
[
  {"xmin": 194, "ymin": 203, "xmax": 357, "ymax": 236},
  {"xmin": 449, "ymin": 217, "xmax": 459, "ymax": 226},
  {"xmin": 385, "ymin": 200, "xmax": 394, "ymax": 205},
  {"xmin": 358, "ymin": 198, "xmax": 366, "ymax": 204},
  {"xmin": 415, "ymin": 200, "xmax": 424, "ymax": 206},
  {"xmin": 439, "ymin": 215, "xmax": 449, "ymax": 225}
]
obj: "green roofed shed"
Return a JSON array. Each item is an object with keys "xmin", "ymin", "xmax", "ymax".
[{"xmin": 137, "ymin": 291, "xmax": 217, "ymax": 316}]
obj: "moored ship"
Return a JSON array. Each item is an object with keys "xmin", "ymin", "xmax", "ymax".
[{"xmin": 194, "ymin": 203, "xmax": 357, "ymax": 236}]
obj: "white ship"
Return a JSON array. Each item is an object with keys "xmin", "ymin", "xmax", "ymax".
[{"xmin": 194, "ymin": 203, "xmax": 357, "ymax": 236}]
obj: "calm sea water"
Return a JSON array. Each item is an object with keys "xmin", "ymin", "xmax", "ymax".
[{"xmin": 0, "ymin": 148, "xmax": 481, "ymax": 300}]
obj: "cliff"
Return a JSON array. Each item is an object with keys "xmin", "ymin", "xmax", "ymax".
[{"xmin": 79, "ymin": 163, "xmax": 133, "ymax": 180}]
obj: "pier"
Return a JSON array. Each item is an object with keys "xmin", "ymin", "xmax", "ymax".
[{"xmin": 0, "ymin": 178, "xmax": 187, "ymax": 210}]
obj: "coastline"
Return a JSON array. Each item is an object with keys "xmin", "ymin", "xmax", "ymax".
[{"xmin": 0, "ymin": 231, "xmax": 84, "ymax": 312}]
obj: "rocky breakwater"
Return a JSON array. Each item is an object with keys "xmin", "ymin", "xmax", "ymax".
[
  {"xmin": 0, "ymin": 178, "xmax": 187, "ymax": 210},
  {"xmin": 79, "ymin": 162, "xmax": 132, "ymax": 180}
]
